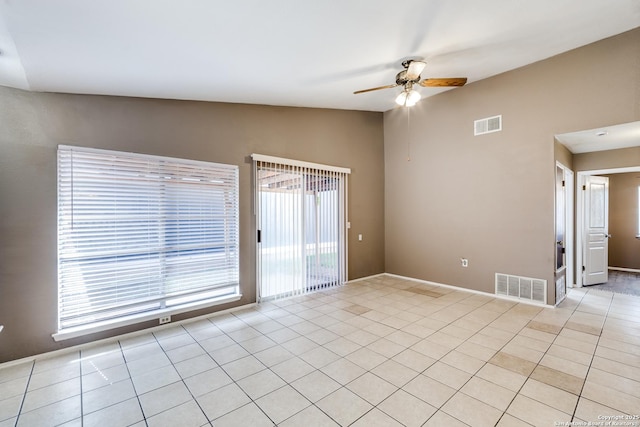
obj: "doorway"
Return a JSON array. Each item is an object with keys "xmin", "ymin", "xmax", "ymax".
[
  {"xmin": 555, "ymin": 162, "xmax": 574, "ymax": 304},
  {"xmin": 576, "ymin": 166, "xmax": 640, "ymax": 288},
  {"xmin": 252, "ymin": 154, "xmax": 350, "ymax": 301},
  {"xmin": 556, "ymin": 121, "xmax": 640, "ymax": 293}
]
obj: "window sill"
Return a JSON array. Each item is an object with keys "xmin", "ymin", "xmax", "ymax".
[{"xmin": 52, "ymin": 293, "xmax": 242, "ymax": 342}]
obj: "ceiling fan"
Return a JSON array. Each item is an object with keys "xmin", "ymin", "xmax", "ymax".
[{"xmin": 354, "ymin": 59, "xmax": 467, "ymax": 106}]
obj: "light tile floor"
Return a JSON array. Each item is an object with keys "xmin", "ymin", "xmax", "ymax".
[{"xmin": 1, "ymin": 275, "xmax": 640, "ymax": 426}]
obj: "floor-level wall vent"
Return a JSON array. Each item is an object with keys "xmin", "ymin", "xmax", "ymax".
[
  {"xmin": 495, "ymin": 273, "xmax": 546, "ymax": 304},
  {"xmin": 474, "ymin": 115, "xmax": 502, "ymax": 136},
  {"xmin": 555, "ymin": 275, "xmax": 566, "ymax": 304}
]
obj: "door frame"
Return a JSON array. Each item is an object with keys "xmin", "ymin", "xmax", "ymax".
[
  {"xmin": 556, "ymin": 162, "xmax": 574, "ymax": 293},
  {"xmin": 576, "ymin": 166, "xmax": 640, "ymax": 287}
]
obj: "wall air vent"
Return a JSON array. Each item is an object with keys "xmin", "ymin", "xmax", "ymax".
[
  {"xmin": 474, "ymin": 115, "xmax": 502, "ymax": 136},
  {"xmin": 495, "ymin": 273, "xmax": 546, "ymax": 304},
  {"xmin": 555, "ymin": 275, "xmax": 566, "ymax": 304}
]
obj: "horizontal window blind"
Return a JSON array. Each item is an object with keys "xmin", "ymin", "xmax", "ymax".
[{"xmin": 57, "ymin": 145, "xmax": 239, "ymax": 331}]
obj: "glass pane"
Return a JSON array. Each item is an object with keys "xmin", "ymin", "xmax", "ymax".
[
  {"xmin": 590, "ymin": 182, "xmax": 606, "ymax": 228},
  {"xmin": 305, "ymin": 175, "xmax": 340, "ymax": 290},
  {"xmin": 258, "ymin": 167, "xmax": 305, "ymax": 298},
  {"xmin": 257, "ymin": 163, "xmax": 344, "ymax": 300}
]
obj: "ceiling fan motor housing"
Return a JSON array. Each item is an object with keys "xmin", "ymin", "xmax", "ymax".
[
  {"xmin": 396, "ymin": 60, "xmax": 424, "ymax": 85},
  {"xmin": 396, "ymin": 70, "xmax": 422, "ymax": 85}
]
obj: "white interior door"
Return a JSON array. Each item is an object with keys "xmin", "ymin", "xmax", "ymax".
[{"xmin": 583, "ymin": 175, "xmax": 609, "ymax": 286}]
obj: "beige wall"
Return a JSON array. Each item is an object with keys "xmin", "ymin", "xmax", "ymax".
[
  {"xmin": 605, "ymin": 173, "xmax": 640, "ymax": 270},
  {"xmin": 555, "ymin": 141, "xmax": 574, "ymax": 170},
  {"xmin": 384, "ymin": 28, "xmax": 640, "ymax": 303},
  {"xmin": 573, "ymin": 146, "xmax": 640, "ymax": 172},
  {"xmin": 0, "ymin": 88, "xmax": 384, "ymax": 362}
]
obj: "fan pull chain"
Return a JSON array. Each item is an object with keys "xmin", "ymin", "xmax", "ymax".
[{"xmin": 406, "ymin": 106, "xmax": 411, "ymax": 162}]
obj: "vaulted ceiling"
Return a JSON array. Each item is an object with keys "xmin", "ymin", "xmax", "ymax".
[{"xmin": 0, "ymin": 0, "xmax": 639, "ymax": 112}]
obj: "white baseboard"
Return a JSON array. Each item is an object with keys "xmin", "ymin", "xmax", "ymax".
[
  {"xmin": 609, "ymin": 267, "xmax": 640, "ymax": 273},
  {"xmin": 384, "ymin": 273, "xmax": 553, "ymax": 308},
  {"xmin": 346, "ymin": 273, "xmax": 386, "ymax": 284}
]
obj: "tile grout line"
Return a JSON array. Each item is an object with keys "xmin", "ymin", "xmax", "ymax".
[
  {"xmin": 429, "ymin": 296, "xmax": 545, "ymax": 427},
  {"xmin": 340, "ymin": 285, "xmax": 478, "ymax": 426},
  {"xmin": 337, "ymin": 286, "xmax": 524, "ymax": 426},
  {"xmin": 559, "ymin": 286, "xmax": 592, "ymax": 424},
  {"xmin": 569, "ymin": 290, "xmax": 615, "ymax": 423},
  {"xmin": 183, "ymin": 307, "xmax": 332, "ymax": 425},
  {"xmin": 238, "ymin": 285, "xmax": 430, "ymax": 426},
  {"xmin": 3, "ymin": 280, "xmax": 638, "ymax": 427},
  {"xmin": 156, "ymin": 323, "xmax": 221, "ymax": 426},
  {"xmin": 490, "ymin": 288, "xmax": 588, "ymax": 427},
  {"xmin": 235, "ymin": 294, "xmax": 363, "ymax": 426},
  {"xmin": 117, "ymin": 339, "xmax": 149, "ymax": 427},
  {"xmin": 11, "ymin": 361, "xmax": 35, "ymax": 427},
  {"xmin": 509, "ymin": 287, "xmax": 620, "ymax": 424},
  {"xmin": 287, "ymin": 285, "xmax": 423, "ymax": 427},
  {"xmin": 183, "ymin": 315, "xmax": 279, "ymax": 425},
  {"xmin": 269, "ymin": 284, "xmax": 632, "ymax": 426},
  {"xmin": 79, "ymin": 348, "xmax": 84, "ymax": 427},
  {"xmin": 179, "ymin": 321, "xmax": 232, "ymax": 426},
  {"xmin": 361, "ymin": 282, "xmax": 530, "ymax": 426},
  {"xmin": 404, "ymin": 293, "xmax": 507, "ymax": 426},
  {"xmin": 226, "ymin": 303, "xmax": 348, "ymax": 426}
]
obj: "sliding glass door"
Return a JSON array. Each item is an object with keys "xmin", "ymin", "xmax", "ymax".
[{"xmin": 253, "ymin": 155, "xmax": 349, "ymax": 300}]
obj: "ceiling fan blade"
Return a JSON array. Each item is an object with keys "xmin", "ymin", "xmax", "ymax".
[
  {"xmin": 420, "ymin": 77, "xmax": 468, "ymax": 87},
  {"xmin": 405, "ymin": 61, "xmax": 426, "ymax": 80},
  {"xmin": 353, "ymin": 83, "xmax": 398, "ymax": 94}
]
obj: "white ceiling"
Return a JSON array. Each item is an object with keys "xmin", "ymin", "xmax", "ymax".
[
  {"xmin": 0, "ymin": 0, "xmax": 639, "ymax": 112},
  {"xmin": 556, "ymin": 121, "xmax": 640, "ymax": 154}
]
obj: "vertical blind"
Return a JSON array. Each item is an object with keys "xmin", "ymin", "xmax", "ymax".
[
  {"xmin": 253, "ymin": 154, "xmax": 350, "ymax": 300},
  {"xmin": 57, "ymin": 146, "xmax": 239, "ymax": 331}
]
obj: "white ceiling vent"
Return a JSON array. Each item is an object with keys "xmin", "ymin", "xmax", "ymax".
[
  {"xmin": 495, "ymin": 273, "xmax": 546, "ymax": 304},
  {"xmin": 474, "ymin": 115, "xmax": 502, "ymax": 136}
]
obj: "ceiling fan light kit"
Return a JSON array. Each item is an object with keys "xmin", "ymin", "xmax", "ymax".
[
  {"xmin": 395, "ymin": 88, "xmax": 421, "ymax": 106},
  {"xmin": 354, "ymin": 59, "xmax": 467, "ymax": 107}
]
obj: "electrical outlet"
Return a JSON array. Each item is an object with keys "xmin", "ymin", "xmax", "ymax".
[
  {"xmin": 461, "ymin": 258, "xmax": 469, "ymax": 267},
  {"xmin": 159, "ymin": 315, "xmax": 171, "ymax": 325}
]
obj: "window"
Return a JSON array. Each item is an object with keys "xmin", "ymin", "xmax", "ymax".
[{"xmin": 56, "ymin": 146, "xmax": 239, "ymax": 337}]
